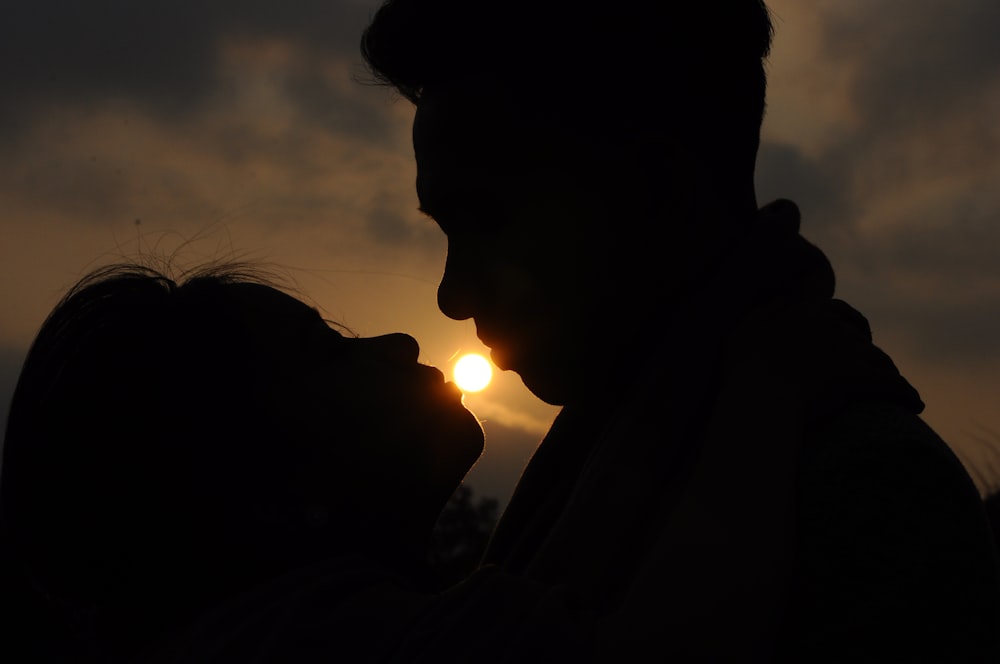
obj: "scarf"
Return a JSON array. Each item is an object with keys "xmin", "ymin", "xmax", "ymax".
[{"xmin": 482, "ymin": 199, "xmax": 923, "ymax": 660}]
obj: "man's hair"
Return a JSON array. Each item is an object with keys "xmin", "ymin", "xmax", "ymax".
[{"xmin": 362, "ymin": 0, "xmax": 774, "ymax": 181}]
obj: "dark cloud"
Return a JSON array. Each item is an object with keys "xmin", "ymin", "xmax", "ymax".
[
  {"xmin": 0, "ymin": 0, "xmax": 408, "ymax": 249},
  {"xmin": 7, "ymin": 152, "xmax": 155, "ymax": 223},
  {"xmin": 284, "ymin": 66, "xmax": 396, "ymax": 144},
  {"xmin": 365, "ymin": 203, "xmax": 443, "ymax": 253},
  {"xmin": 877, "ymin": 201, "xmax": 1000, "ymax": 282},
  {"xmin": 0, "ymin": 0, "xmax": 384, "ymax": 131},
  {"xmin": 822, "ymin": 0, "xmax": 1000, "ymax": 134},
  {"xmin": 755, "ymin": 1, "xmax": 1000, "ymax": 371},
  {"xmin": 851, "ymin": 197, "xmax": 1000, "ymax": 365},
  {"xmin": 366, "ymin": 204, "xmax": 418, "ymax": 243},
  {"xmin": 755, "ymin": 141, "xmax": 848, "ymax": 230},
  {"xmin": 871, "ymin": 291, "xmax": 1000, "ymax": 365},
  {"xmin": 830, "ymin": 205, "xmax": 1000, "ymax": 365},
  {"xmin": 2, "ymin": 2, "xmax": 218, "ymax": 122}
]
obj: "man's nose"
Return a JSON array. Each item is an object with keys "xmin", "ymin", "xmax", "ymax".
[
  {"xmin": 359, "ymin": 333, "xmax": 420, "ymax": 364},
  {"xmin": 437, "ymin": 246, "xmax": 479, "ymax": 321}
]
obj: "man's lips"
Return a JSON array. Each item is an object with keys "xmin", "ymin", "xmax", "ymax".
[{"xmin": 484, "ymin": 341, "xmax": 518, "ymax": 372}]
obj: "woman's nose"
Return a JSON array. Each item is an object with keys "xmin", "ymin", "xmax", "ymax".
[{"xmin": 359, "ymin": 332, "xmax": 421, "ymax": 364}]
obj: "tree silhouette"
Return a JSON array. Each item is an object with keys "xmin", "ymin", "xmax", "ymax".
[{"xmin": 426, "ymin": 484, "xmax": 499, "ymax": 588}]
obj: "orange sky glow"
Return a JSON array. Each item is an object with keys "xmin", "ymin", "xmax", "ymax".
[{"xmin": 2, "ymin": 0, "xmax": 999, "ymax": 505}]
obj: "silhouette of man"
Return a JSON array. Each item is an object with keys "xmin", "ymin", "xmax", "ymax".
[
  {"xmin": 155, "ymin": 2, "xmax": 1000, "ymax": 661},
  {"xmin": 354, "ymin": 1, "xmax": 1000, "ymax": 661}
]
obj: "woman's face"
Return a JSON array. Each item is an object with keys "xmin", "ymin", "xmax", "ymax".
[{"xmin": 224, "ymin": 284, "xmax": 484, "ymax": 544}]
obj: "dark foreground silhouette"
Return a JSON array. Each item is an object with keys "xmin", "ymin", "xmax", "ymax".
[{"xmin": 5, "ymin": 0, "xmax": 1000, "ymax": 660}]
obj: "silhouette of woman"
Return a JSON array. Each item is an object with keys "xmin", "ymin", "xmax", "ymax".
[{"xmin": 0, "ymin": 263, "xmax": 484, "ymax": 663}]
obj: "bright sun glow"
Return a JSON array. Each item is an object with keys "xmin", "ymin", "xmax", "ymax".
[{"xmin": 453, "ymin": 353, "xmax": 493, "ymax": 392}]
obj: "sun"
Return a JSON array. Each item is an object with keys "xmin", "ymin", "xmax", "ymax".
[{"xmin": 453, "ymin": 353, "xmax": 493, "ymax": 392}]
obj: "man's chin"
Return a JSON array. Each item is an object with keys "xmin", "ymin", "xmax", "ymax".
[
  {"xmin": 518, "ymin": 369, "xmax": 572, "ymax": 406},
  {"xmin": 487, "ymin": 346, "xmax": 512, "ymax": 371},
  {"xmin": 488, "ymin": 344, "xmax": 576, "ymax": 405},
  {"xmin": 508, "ymin": 356, "xmax": 571, "ymax": 406}
]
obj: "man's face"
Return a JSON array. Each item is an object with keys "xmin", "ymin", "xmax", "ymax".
[{"xmin": 413, "ymin": 88, "xmax": 667, "ymax": 405}]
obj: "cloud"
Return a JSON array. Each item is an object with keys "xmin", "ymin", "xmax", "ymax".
[
  {"xmin": 365, "ymin": 200, "xmax": 442, "ymax": 250},
  {"xmin": 0, "ymin": 0, "xmax": 378, "ymax": 115},
  {"xmin": 3, "ymin": 0, "xmax": 999, "ymax": 486},
  {"xmin": 0, "ymin": 0, "xmax": 425, "ymax": 276},
  {"xmin": 759, "ymin": 0, "xmax": 1000, "ymax": 369},
  {"xmin": 820, "ymin": 0, "xmax": 1000, "ymax": 134},
  {"xmin": 0, "ymin": 0, "xmax": 403, "ymax": 177},
  {"xmin": 755, "ymin": 141, "xmax": 845, "ymax": 230},
  {"xmin": 0, "ymin": 2, "xmax": 217, "ymax": 118},
  {"xmin": 890, "ymin": 296, "xmax": 1000, "ymax": 364}
]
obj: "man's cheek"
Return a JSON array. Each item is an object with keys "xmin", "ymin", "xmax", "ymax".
[{"xmin": 494, "ymin": 263, "xmax": 544, "ymax": 311}]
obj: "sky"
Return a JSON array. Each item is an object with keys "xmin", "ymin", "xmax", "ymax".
[{"xmin": 1, "ymin": 0, "xmax": 999, "ymax": 506}]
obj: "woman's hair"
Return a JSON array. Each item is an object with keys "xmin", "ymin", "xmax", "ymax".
[{"xmin": 0, "ymin": 262, "xmax": 337, "ymax": 658}]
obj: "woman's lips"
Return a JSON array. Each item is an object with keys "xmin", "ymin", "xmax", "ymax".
[{"xmin": 418, "ymin": 364, "xmax": 466, "ymax": 401}]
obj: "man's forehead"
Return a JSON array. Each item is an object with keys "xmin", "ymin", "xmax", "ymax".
[
  {"xmin": 413, "ymin": 87, "xmax": 524, "ymax": 163},
  {"xmin": 413, "ymin": 87, "xmax": 604, "ymax": 194},
  {"xmin": 413, "ymin": 82, "xmax": 635, "ymax": 177},
  {"xmin": 414, "ymin": 90, "xmax": 533, "ymax": 214}
]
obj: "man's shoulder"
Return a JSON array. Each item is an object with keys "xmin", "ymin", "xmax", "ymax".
[
  {"xmin": 797, "ymin": 398, "xmax": 984, "ymax": 529},
  {"xmin": 787, "ymin": 400, "xmax": 1000, "ymax": 661},
  {"xmin": 802, "ymin": 399, "xmax": 964, "ymax": 480}
]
